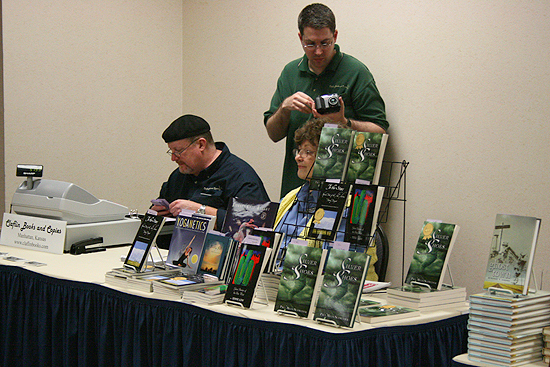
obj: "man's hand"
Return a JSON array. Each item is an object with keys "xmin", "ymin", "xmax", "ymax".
[
  {"xmin": 168, "ymin": 199, "xmax": 201, "ymax": 217},
  {"xmin": 281, "ymin": 92, "xmax": 315, "ymax": 114},
  {"xmin": 151, "ymin": 204, "xmax": 171, "ymax": 216},
  {"xmin": 312, "ymin": 96, "xmax": 346, "ymax": 125},
  {"xmin": 265, "ymin": 91, "xmax": 315, "ymax": 142},
  {"xmin": 312, "ymin": 97, "xmax": 387, "ymax": 133}
]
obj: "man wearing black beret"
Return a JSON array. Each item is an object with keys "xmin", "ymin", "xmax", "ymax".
[{"xmin": 151, "ymin": 114, "xmax": 270, "ymax": 235}]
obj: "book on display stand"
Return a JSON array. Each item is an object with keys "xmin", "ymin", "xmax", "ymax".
[{"xmin": 123, "ymin": 209, "xmax": 167, "ymax": 273}]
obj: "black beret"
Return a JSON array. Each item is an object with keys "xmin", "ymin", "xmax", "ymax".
[{"xmin": 162, "ymin": 114, "xmax": 211, "ymax": 143}]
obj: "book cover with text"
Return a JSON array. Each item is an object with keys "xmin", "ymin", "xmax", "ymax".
[
  {"xmin": 345, "ymin": 132, "xmax": 388, "ymax": 185},
  {"xmin": 313, "ymin": 248, "xmax": 370, "ymax": 328},
  {"xmin": 483, "ymin": 214, "xmax": 541, "ymax": 295},
  {"xmin": 404, "ymin": 221, "xmax": 460, "ymax": 290},
  {"xmin": 274, "ymin": 244, "xmax": 327, "ymax": 318}
]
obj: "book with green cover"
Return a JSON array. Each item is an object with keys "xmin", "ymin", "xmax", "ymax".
[
  {"xmin": 404, "ymin": 220, "xmax": 460, "ymax": 290},
  {"xmin": 483, "ymin": 214, "xmax": 542, "ymax": 295},
  {"xmin": 313, "ymin": 248, "xmax": 370, "ymax": 328},
  {"xmin": 345, "ymin": 132, "xmax": 388, "ymax": 185},
  {"xmin": 358, "ymin": 304, "xmax": 420, "ymax": 323},
  {"xmin": 274, "ymin": 243, "xmax": 327, "ymax": 319},
  {"xmin": 312, "ymin": 125, "xmax": 354, "ymax": 182}
]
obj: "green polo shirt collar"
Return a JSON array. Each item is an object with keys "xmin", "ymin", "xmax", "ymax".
[{"xmin": 297, "ymin": 44, "xmax": 343, "ymax": 75}]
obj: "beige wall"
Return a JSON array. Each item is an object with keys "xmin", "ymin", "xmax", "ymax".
[{"xmin": 3, "ymin": 0, "xmax": 550, "ymax": 296}]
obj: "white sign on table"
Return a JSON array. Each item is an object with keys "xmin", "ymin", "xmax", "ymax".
[{"xmin": 0, "ymin": 213, "xmax": 67, "ymax": 254}]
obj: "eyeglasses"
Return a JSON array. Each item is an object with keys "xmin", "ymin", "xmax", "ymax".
[
  {"xmin": 293, "ymin": 148, "xmax": 316, "ymax": 158},
  {"xmin": 302, "ymin": 40, "xmax": 333, "ymax": 50},
  {"xmin": 166, "ymin": 138, "xmax": 199, "ymax": 158}
]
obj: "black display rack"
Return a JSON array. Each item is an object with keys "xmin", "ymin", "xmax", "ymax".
[{"xmin": 277, "ymin": 160, "xmax": 409, "ymax": 254}]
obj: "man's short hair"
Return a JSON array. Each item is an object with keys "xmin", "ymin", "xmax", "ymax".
[{"xmin": 298, "ymin": 3, "xmax": 336, "ymax": 35}]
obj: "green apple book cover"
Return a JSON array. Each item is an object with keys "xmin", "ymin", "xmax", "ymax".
[
  {"xmin": 274, "ymin": 244, "xmax": 326, "ymax": 318},
  {"xmin": 345, "ymin": 132, "xmax": 388, "ymax": 185},
  {"xmin": 312, "ymin": 126, "xmax": 353, "ymax": 181},
  {"xmin": 313, "ymin": 248, "xmax": 370, "ymax": 328},
  {"xmin": 404, "ymin": 221, "xmax": 460, "ymax": 290}
]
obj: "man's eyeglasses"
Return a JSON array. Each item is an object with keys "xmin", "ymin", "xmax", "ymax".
[
  {"xmin": 166, "ymin": 138, "xmax": 199, "ymax": 158},
  {"xmin": 293, "ymin": 148, "xmax": 316, "ymax": 158},
  {"xmin": 302, "ymin": 40, "xmax": 333, "ymax": 50}
]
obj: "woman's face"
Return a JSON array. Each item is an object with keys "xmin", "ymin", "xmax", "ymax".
[{"xmin": 295, "ymin": 140, "xmax": 317, "ymax": 180}]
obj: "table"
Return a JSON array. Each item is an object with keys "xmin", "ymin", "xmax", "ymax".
[{"xmin": 0, "ymin": 244, "xmax": 469, "ymax": 367}]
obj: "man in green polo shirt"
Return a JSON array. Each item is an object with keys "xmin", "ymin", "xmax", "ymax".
[{"xmin": 264, "ymin": 3, "xmax": 389, "ymax": 197}]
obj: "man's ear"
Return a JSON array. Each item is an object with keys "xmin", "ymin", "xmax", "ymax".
[
  {"xmin": 196, "ymin": 137, "xmax": 207, "ymax": 151},
  {"xmin": 298, "ymin": 32, "xmax": 303, "ymax": 42},
  {"xmin": 333, "ymin": 29, "xmax": 338, "ymax": 42}
]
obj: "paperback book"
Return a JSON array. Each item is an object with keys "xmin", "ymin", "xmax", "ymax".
[
  {"xmin": 221, "ymin": 197, "xmax": 279, "ymax": 243},
  {"xmin": 344, "ymin": 184, "xmax": 385, "ymax": 246},
  {"xmin": 404, "ymin": 220, "xmax": 460, "ymax": 290},
  {"xmin": 251, "ymin": 228, "xmax": 285, "ymax": 273},
  {"xmin": 312, "ymin": 125, "xmax": 354, "ymax": 182},
  {"xmin": 345, "ymin": 132, "xmax": 388, "ymax": 185},
  {"xmin": 467, "ymin": 350, "xmax": 543, "ymax": 367},
  {"xmin": 123, "ymin": 211, "xmax": 166, "ymax": 272},
  {"xmin": 358, "ymin": 304, "xmax": 420, "ymax": 324},
  {"xmin": 274, "ymin": 243, "xmax": 327, "ymax": 319},
  {"xmin": 387, "ymin": 284, "xmax": 466, "ymax": 300},
  {"xmin": 197, "ymin": 231, "xmax": 234, "ymax": 280},
  {"xmin": 313, "ymin": 248, "xmax": 370, "ymax": 328},
  {"xmin": 224, "ymin": 244, "xmax": 271, "ymax": 309},
  {"xmin": 307, "ymin": 181, "xmax": 350, "ymax": 241},
  {"xmin": 182, "ymin": 284, "xmax": 228, "ymax": 305},
  {"xmin": 166, "ymin": 213, "xmax": 214, "ymax": 274},
  {"xmin": 483, "ymin": 214, "xmax": 542, "ymax": 295},
  {"xmin": 152, "ymin": 273, "xmax": 221, "ymax": 299}
]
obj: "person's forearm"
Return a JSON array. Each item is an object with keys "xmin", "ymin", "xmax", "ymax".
[
  {"xmin": 265, "ymin": 106, "xmax": 291, "ymax": 142},
  {"xmin": 347, "ymin": 118, "xmax": 387, "ymax": 134}
]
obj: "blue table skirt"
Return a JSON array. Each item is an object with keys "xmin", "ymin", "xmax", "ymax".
[{"xmin": 0, "ymin": 265, "xmax": 467, "ymax": 367}]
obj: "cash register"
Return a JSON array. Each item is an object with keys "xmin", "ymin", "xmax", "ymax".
[{"xmin": 10, "ymin": 165, "xmax": 141, "ymax": 253}]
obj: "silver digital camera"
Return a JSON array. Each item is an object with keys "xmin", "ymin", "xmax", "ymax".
[{"xmin": 314, "ymin": 93, "xmax": 341, "ymax": 114}]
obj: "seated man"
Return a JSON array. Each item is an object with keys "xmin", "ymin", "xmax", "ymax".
[{"xmin": 152, "ymin": 114, "xmax": 270, "ymax": 246}]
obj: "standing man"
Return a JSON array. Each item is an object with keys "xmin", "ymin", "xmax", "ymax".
[
  {"xmin": 264, "ymin": 3, "xmax": 389, "ymax": 197},
  {"xmin": 152, "ymin": 114, "xmax": 270, "ymax": 234}
]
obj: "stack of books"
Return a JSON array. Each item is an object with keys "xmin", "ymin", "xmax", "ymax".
[
  {"xmin": 544, "ymin": 327, "xmax": 550, "ymax": 364},
  {"xmin": 105, "ymin": 266, "xmax": 182, "ymax": 292},
  {"xmin": 126, "ymin": 270, "xmax": 183, "ymax": 293},
  {"xmin": 181, "ymin": 284, "xmax": 228, "ymax": 305},
  {"xmin": 467, "ymin": 290, "xmax": 550, "ymax": 366},
  {"xmin": 386, "ymin": 285, "xmax": 467, "ymax": 312},
  {"xmin": 152, "ymin": 273, "xmax": 221, "ymax": 300},
  {"xmin": 358, "ymin": 303, "xmax": 421, "ymax": 324},
  {"xmin": 257, "ymin": 273, "xmax": 280, "ymax": 303}
]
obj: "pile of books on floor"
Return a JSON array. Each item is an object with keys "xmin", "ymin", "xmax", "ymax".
[
  {"xmin": 544, "ymin": 326, "xmax": 550, "ymax": 364},
  {"xmin": 386, "ymin": 284, "xmax": 467, "ymax": 312},
  {"xmin": 467, "ymin": 290, "xmax": 550, "ymax": 366}
]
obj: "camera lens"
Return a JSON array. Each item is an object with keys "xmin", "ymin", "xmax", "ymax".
[{"xmin": 328, "ymin": 96, "xmax": 338, "ymax": 105}]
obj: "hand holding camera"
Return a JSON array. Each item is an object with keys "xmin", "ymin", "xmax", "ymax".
[{"xmin": 314, "ymin": 93, "xmax": 341, "ymax": 115}]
